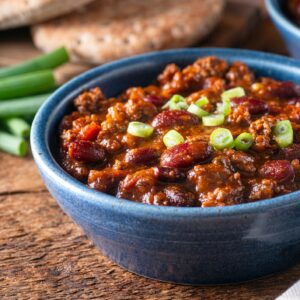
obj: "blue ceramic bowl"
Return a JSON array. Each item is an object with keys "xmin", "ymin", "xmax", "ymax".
[
  {"xmin": 266, "ymin": 0, "xmax": 300, "ymax": 59},
  {"xmin": 31, "ymin": 48, "xmax": 300, "ymax": 285}
]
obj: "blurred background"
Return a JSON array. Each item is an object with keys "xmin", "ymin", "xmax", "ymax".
[{"xmin": 0, "ymin": 0, "xmax": 286, "ymax": 85}]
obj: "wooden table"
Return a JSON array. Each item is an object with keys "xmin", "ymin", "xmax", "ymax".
[{"xmin": 0, "ymin": 1, "xmax": 298, "ymax": 299}]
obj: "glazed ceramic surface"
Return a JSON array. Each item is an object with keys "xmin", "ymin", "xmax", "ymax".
[
  {"xmin": 31, "ymin": 48, "xmax": 300, "ymax": 284},
  {"xmin": 266, "ymin": 0, "xmax": 300, "ymax": 59}
]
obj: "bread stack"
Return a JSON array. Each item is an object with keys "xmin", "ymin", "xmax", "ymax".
[{"xmin": 1, "ymin": 0, "xmax": 225, "ymax": 64}]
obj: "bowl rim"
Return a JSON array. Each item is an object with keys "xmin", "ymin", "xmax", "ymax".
[
  {"xmin": 31, "ymin": 47, "xmax": 300, "ymax": 219},
  {"xmin": 265, "ymin": 0, "xmax": 300, "ymax": 37}
]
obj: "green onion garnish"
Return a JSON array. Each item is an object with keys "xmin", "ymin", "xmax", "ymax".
[
  {"xmin": 202, "ymin": 114, "xmax": 225, "ymax": 126},
  {"xmin": 221, "ymin": 87, "xmax": 245, "ymax": 101},
  {"xmin": 273, "ymin": 120, "xmax": 293, "ymax": 148},
  {"xmin": 234, "ymin": 132, "xmax": 253, "ymax": 151},
  {"xmin": 0, "ymin": 47, "xmax": 69, "ymax": 79},
  {"xmin": 2, "ymin": 118, "xmax": 31, "ymax": 138},
  {"xmin": 0, "ymin": 131, "xmax": 28, "ymax": 156},
  {"xmin": 127, "ymin": 121, "xmax": 154, "ymax": 138},
  {"xmin": 195, "ymin": 96, "xmax": 209, "ymax": 107},
  {"xmin": 163, "ymin": 130, "xmax": 184, "ymax": 148},
  {"xmin": 0, "ymin": 93, "xmax": 51, "ymax": 118},
  {"xmin": 216, "ymin": 98, "xmax": 231, "ymax": 116},
  {"xmin": 162, "ymin": 94, "xmax": 188, "ymax": 110},
  {"xmin": 210, "ymin": 128, "xmax": 234, "ymax": 150},
  {"xmin": 187, "ymin": 96, "xmax": 209, "ymax": 118},
  {"xmin": 187, "ymin": 104, "xmax": 209, "ymax": 118},
  {"xmin": 0, "ymin": 70, "xmax": 56, "ymax": 100}
]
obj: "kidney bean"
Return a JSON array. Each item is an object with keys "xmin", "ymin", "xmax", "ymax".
[
  {"xmin": 275, "ymin": 144, "xmax": 300, "ymax": 161},
  {"xmin": 270, "ymin": 81, "xmax": 299, "ymax": 99},
  {"xmin": 69, "ymin": 140, "xmax": 107, "ymax": 163},
  {"xmin": 259, "ymin": 160, "xmax": 295, "ymax": 183},
  {"xmin": 231, "ymin": 96, "xmax": 268, "ymax": 115},
  {"xmin": 143, "ymin": 95, "xmax": 166, "ymax": 107},
  {"xmin": 164, "ymin": 185, "xmax": 196, "ymax": 207},
  {"xmin": 161, "ymin": 141, "xmax": 212, "ymax": 168},
  {"xmin": 125, "ymin": 147, "xmax": 160, "ymax": 164},
  {"xmin": 79, "ymin": 123, "xmax": 101, "ymax": 141},
  {"xmin": 288, "ymin": 97, "xmax": 300, "ymax": 105},
  {"xmin": 151, "ymin": 110, "xmax": 199, "ymax": 129},
  {"xmin": 153, "ymin": 166, "xmax": 186, "ymax": 182}
]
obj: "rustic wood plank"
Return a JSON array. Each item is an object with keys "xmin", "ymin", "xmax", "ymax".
[
  {"xmin": 0, "ymin": 153, "xmax": 44, "ymax": 194},
  {"xmin": 1, "ymin": 192, "xmax": 300, "ymax": 299}
]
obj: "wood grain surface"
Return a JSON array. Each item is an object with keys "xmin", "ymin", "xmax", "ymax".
[{"xmin": 0, "ymin": 1, "xmax": 294, "ymax": 299}]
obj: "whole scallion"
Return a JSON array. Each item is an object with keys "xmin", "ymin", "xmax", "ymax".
[
  {"xmin": 2, "ymin": 118, "xmax": 31, "ymax": 138},
  {"xmin": 0, "ymin": 47, "xmax": 69, "ymax": 78},
  {"xmin": 0, "ymin": 131, "xmax": 28, "ymax": 157},
  {"xmin": 0, "ymin": 70, "xmax": 56, "ymax": 100},
  {"xmin": 0, "ymin": 93, "xmax": 51, "ymax": 118}
]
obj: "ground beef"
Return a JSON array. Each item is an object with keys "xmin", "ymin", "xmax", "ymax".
[
  {"xmin": 249, "ymin": 115, "xmax": 278, "ymax": 152},
  {"xmin": 188, "ymin": 156, "xmax": 244, "ymax": 207},
  {"xmin": 227, "ymin": 105, "xmax": 251, "ymax": 125},
  {"xmin": 226, "ymin": 61, "xmax": 254, "ymax": 88},
  {"xmin": 74, "ymin": 87, "xmax": 107, "ymax": 114},
  {"xmin": 248, "ymin": 178, "xmax": 278, "ymax": 201}
]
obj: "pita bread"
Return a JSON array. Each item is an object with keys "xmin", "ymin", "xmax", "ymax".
[
  {"xmin": 32, "ymin": 0, "xmax": 225, "ymax": 64},
  {"xmin": 0, "ymin": 0, "xmax": 95, "ymax": 30}
]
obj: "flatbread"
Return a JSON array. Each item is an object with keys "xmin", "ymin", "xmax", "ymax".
[
  {"xmin": 32, "ymin": 0, "xmax": 225, "ymax": 64},
  {"xmin": 0, "ymin": 0, "xmax": 95, "ymax": 30}
]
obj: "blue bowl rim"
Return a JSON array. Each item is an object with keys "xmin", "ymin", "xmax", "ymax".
[
  {"xmin": 265, "ymin": 0, "xmax": 300, "ymax": 37},
  {"xmin": 31, "ymin": 47, "xmax": 300, "ymax": 219}
]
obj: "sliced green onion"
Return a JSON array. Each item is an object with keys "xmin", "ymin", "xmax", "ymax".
[
  {"xmin": 163, "ymin": 130, "xmax": 184, "ymax": 148},
  {"xmin": 234, "ymin": 132, "xmax": 253, "ymax": 151},
  {"xmin": 162, "ymin": 94, "xmax": 188, "ymax": 110},
  {"xmin": 210, "ymin": 128, "xmax": 234, "ymax": 150},
  {"xmin": 0, "ymin": 93, "xmax": 51, "ymax": 118},
  {"xmin": 188, "ymin": 96, "xmax": 210, "ymax": 118},
  {"xmin": 195, "ymin": 96, "xmax": 209, "ymax": 107},
  {"xmin": 221, "ymin": 87, "xmax": 245, "ymax": 101},
  {"xmin": 2, "ymin": 118, "xmax": 31, "ymax": 138},
  {"xmin": 0, "ymin": 70, "xmax": 56, "ymax": 100},
  {"xmin": 127, "ymin": 121, "xmax": 153, "ymax": 138},
  {"xmin": 202, "ymin": 114, "xmax": 225, "ymax": 126},
  {"xmin": 216, "ymin": 98, "xmax": 231, "ymax": 116},
  {"xmin": 0, "ymin": 47, "xmax": 69, "ymax": 78},
  {"xmin": 187, "ymin": 104, "xmax": 209, "ymax": 118},
  {"xmin": 0, "ymin": 131, "xmax": 28, "ymax": 156},
  {"xmin": 273, "ymin": 120, "xmax": 293, "ymax": 148}
]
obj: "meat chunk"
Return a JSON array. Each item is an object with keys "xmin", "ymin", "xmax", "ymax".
[
  {"xmin": 88, "ymin": 168, "xmax": 127, "ymax": 193},
  {"xmin": 249, "ymin": 116, "xmax": 277, "ymax": 151},
  {"xmin": 248, "ymin": 179, "xmax": 278, "ymax": 201},
  {"xmin": 153, "ymin": 167, "xmax": 186, "ymax": 182},
  {"xmin": 223, "ymin": 149, "xmax": 256, "ymax": 174},
  {"xmin": 101, "ymin": 102, "xmax": 128, "ymax": 133},
  {"xmin": 150, "ymin": 185, "xmax": 197, "ymax": 207},
  {"xmin": 227, "ymin": 105, "xmax": 251, "ymax": 125},
  {"xmin": 74, "ymin": 87, "xmax": 106, "ymax": 114},
  {"xmin": 117, "ymin": 168, "xmax": 157, "ymax": 202},
  {"xmin": 226, "ymin": 61, "xmax": 254, "ymax": 88},
  {"xmin": 188, "ymin": 156, "xmax": 244, "ymax": 207},
  {"xmin": 158, "ymin": 63, "xmax": 181, "ymax": 86},
  {"xmin": 124, "ymin": 98, "xmax": 157, "ymax": 121},
  {"xmin": 183, "ymin": 56, "xmax": 228, "ymax": 80}
]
